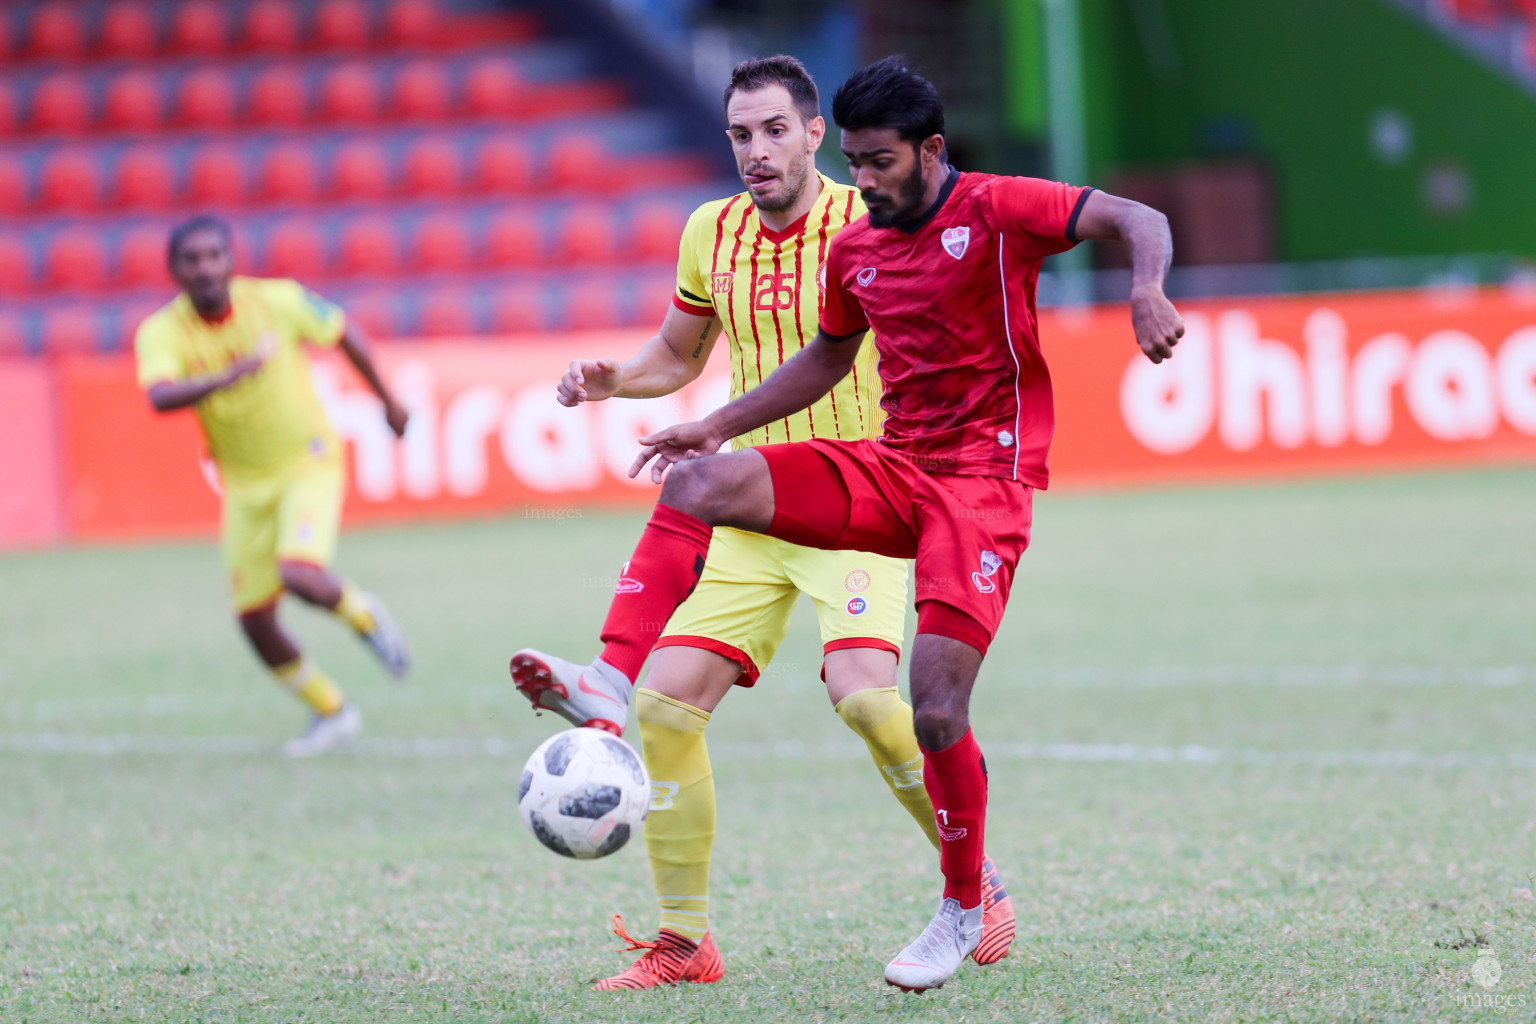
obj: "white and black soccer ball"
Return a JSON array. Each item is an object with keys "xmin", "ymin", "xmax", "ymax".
[{"xmin": 518, "ymin": 727, "xmax": 651, "ymax": 859}]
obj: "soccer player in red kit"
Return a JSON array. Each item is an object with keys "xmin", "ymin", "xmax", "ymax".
[{"xmin": 511, "ymin": 56, "xmax": 1184, "ymax": 992}]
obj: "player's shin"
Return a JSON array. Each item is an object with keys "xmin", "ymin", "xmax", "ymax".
[
  {"xmin": 598, "ymin": 505, "xmax": 712, "ymax": 683},
  {"xmin": 835, "ymin": 686, "xmax": 941, "ymax": 849},
  {"xmin": 919, "ymin": 729, "xmax": 988, "ymax": 908},
  {"xmin": 272, "ymin": 656, "xmax": 345, "ymax": 715},
  {"xmin": 636, "ymin": 688, "xmax": 715, "ymax": 942}
]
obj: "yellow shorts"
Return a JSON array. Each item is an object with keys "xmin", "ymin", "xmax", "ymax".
[
  {"xmin": 221, "ymin": 446, "xmax": 345, "ymax": 612},
  {"xmin": 656, "ymin": 526, "xmax": 909, "ymax": 687}
]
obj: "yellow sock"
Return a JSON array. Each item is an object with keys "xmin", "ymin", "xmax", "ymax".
[
  {"xmin": 636, "ymin": 688, "xmax": 713, "ymax": 942},
  {"xmin": 334, "ymin": 583, "xmax": 375, "ymax": 634},
  {"xmin": 272, "ymin": 657, "xmax": 346, "ymax": 715},
  {"xmin": 835, "ymin": 686, "xmax": 941, "ymax": 850}
]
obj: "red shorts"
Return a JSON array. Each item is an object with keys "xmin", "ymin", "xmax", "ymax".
[{"xmin": 758, "ymin": 438, "xmax": 1033, "ymax": 656}]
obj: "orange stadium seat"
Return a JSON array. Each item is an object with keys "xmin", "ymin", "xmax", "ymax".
[
  {"xmin": 258, "ymin": 144, "xmax": 320, "ymax": 203},
  {"xmin": 41, "ymin": 308, "xmax": 101, "ymax": 353},
  {"xmin": 31, "ymin": 74, "xmax": 93, "ymax": 134},
  {"xmin": 170, "ymin": 1, "xmax": 229, "ymax": 55},
  {"xmin": 564, "ymin": 280, "xmax": 620, "ymax": 331},
  {"xmin": 400, "ymin": 137, "xmax": 460, "ymax": 197},
  {"xmin": 243, "ymin": 0, "xmax": 300, "ymax": 52},
  {"xmin": 554, "ymin": 205, "xmax": 618, "ymax": 265},
  {"xmin": 320, "ymin": 63, "xmax": 379, "ymax": 123},
  {"xmin": 547, "ymin": 135, "xmax": 608, "ymax": 193},
  {"xmin": 392, "ymin": 61, "xmax": 451, "ymax": 119},
  {"xmin": 473, "ymin": 136, "xmax": 534, "ymax": 194},
  {"xmin": 45, "ymin": 231, "xmax": 108, "ymax": 292},
  {"xmin": 630, "ymin": 202, "xmax": 688, "ymax": 262},
  {"xmin": 112, "ymin": 147, "xmax": 176, "ymax": 209},
  {"xmin": 464, "ymin": 59, "xmax": 524, "ymax": 117},
  {"xmin": 492, "ymin": 285, "xmax": 546, "ymax": 333},
  {"xmin": 103, "ymin": 72, "xmax": 164, "ymax": 132},
  {"xmin": 117, "ymin": 227, "xmax": 171, "ymax": 288},
  {"xmin": 37, "ymin": 150, "xmax": 100, "ymax": 211},
  {"xmin": 265, "ymin": 221, "xmax": 327, "ymax": 278},
  {"xmin": 0, "ymin": 238, "xmax": 32, "ymax": 295},
  {"xmin": 484, "ymin": 211, "xmax": 542, "ymax": 267},
  {"xmin": 100, "ymin": 2, "xmax": 159, "ymax": 58},
  {"xmin": 27, "ymin": 4, "xmax": 88, "ymax": 60},
  {"xmin": 177, "ymin": 68, "xmax": 237, "ymax": 128},
  {"xmin": 0, "ymin": 83, "xmax": 15, "ymax": 137},
  {"xmin": 329, "ymin": 140, "xmax": 392, "ymax": 200},
  {"xmin": 249, "ymin": 66, "xmax": 310, "ymax": 126},
  {"xmin": 187, "ymin": 145, "xmax": 247, "ymax": 205},
  {"xmin": 385, "ymin": 0, "xmax": 440, "ymax": 47},
  {"xmin": 338, "ymin": 217, "xmax": 399, "ymax": 274},
  {"xmin": 315, "ymin": 0, "xmax": 373, "ymax": 51},
  {"xmin": 0, "ymin": 157, "xmax": 26, "ymax": 215},
  {"xmin": 412, "ymin": 214, "xmax": 473, "ymax": 270},
  {"xmin": 418, "ymin": 290, "xmax": 476, "ymax": 336}
]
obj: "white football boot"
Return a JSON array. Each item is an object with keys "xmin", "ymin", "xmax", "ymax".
[
  {"xmin": 357, "ymin": 593, "xmax": 411, "ymax": 678},
  {"xmin": 884, "ymin": 896, "xmax": 983, "ymax": 992},
  {"xmin": 283, "ymin": 703, "xmax": 362, "ymax": 758},
  {"xmin": 509, "ymin": 649, "xmax": 629, "ymax": 735}
]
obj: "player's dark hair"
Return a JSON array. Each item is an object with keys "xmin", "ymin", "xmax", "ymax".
[
  {"xmin": 831, "ymin": 56, "xmax": 944, "ymax": 145},
  {"xmin": 167, "ymin": 214, "xmax": 233, "ymax": 266},
  {"xmin": 723, "ymin": 55, "xmax": 820, "ymax": 123}
]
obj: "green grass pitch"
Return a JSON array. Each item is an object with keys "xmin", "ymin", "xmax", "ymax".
[{"xmin": 2, "ymin": 467, "xmax": 1534, "ymax": 1022}]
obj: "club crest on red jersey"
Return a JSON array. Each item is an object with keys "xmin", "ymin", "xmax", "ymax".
[
  {"xmin": 817, "ymin": 261, "xmax": 828, "ymax": 292},
  {"xmin": 712, "ymin": 272, "xmax": 734, "ymax": 294},
  {"xmin": 856, "ymin": 267, "xmax": 878, "ymax": 287},
  {"xmin": 941, "ymin": 226, "xmax": 970, "ymax": 259}
]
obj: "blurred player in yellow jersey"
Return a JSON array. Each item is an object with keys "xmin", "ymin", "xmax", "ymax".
[
  {"xmin": 134, "ymin": 216, "xmax": 412, "ymax": 757},
  {"xmin": 511, "ymin": 56, "xmax": 1013, "ymax": 988}
]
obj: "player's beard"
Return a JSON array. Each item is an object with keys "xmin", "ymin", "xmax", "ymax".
[
  {"xmin": 749, "ymin": 149, "xmax": 812, "ymax": 214},
  {"xmin": 864, "ymin": 161, "xmax": 928, "ymax": 228}
]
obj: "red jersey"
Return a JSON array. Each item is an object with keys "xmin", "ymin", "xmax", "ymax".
[{"xmin": 819, "ymin": 169, "xmax": 1092, "ymax": 485}]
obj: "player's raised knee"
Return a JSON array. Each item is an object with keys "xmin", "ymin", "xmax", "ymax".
[{"xmin": 912, "ymin": 704, "xmax": 969, "ymax": 752}]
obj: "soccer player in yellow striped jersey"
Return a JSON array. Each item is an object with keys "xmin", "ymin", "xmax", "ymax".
[
  {"xmin": 519, "ymin": 55, "xmax": 1013, "ymax": 989},
  {"xmin": 134, "ymin": 216, "xmax": 413, "ymax": 757}
]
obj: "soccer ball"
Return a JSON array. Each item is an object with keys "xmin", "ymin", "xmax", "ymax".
[{"xmin": 518, "ymin": 727, "xmax": 651, "ymax": 859}]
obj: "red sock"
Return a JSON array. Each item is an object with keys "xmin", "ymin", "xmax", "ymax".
[
  {"xmin": 921, "ymin": 729, "xmax": 988, "ymax": 908},
  {"xmin": 598, "ymin": 503, "xmax": 712, "ymax": 683}
]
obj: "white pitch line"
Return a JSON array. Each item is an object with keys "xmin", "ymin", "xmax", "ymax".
[{"xmin": 2, "ymin": 732, "xmax": 1535, "ymax": 770}]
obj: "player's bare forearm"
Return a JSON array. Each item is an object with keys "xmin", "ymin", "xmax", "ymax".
[
  {"xmin": 1072, "ymin": 190, "xmax": 1185, "ymax": 363},
  {"xmin": 560, "ymin": 308, "xmax": 718, "ymax": 405},
  {"xmin": 339, "ymin": 324, "xmax": 409, "ymax": 436},
  {"xmin": 146, "ymin": 372, "xmax": 238, "ymax": 411},
  {"xmin": 705, "ymin": 332, "xmax": 857, "ymax": 440}
]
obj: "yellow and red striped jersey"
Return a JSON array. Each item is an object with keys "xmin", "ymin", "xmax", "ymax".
[{"xmin": 672, "ymin": 174, "xmax": 882, "ymax": 449}]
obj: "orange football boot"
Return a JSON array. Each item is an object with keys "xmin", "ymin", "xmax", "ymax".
[
  {"xmin": 592, "ymin": 915, "xmax": 725, "ymax": 991},
  {"xmin": 972, "ymin": 855, "xmax": 1016, "ymax": 964}
]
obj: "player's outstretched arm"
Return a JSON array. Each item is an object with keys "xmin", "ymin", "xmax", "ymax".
[
  {"xmin": 629, "ymin": 330, "xmax": 860, "ymax": 482},
  {"xmin": 1072, "ymin": 190, "xmax": 1185, "ymax": 363},
  {"xmin": 337, "ymin": 320, "xmax": 409, "ymax": 437},
  {"xmin": 556, "ymin": 306, "xmax": 720, "ymax": 406},
  {"xmin": 146, "ymin": 334, "xmax": 275, "ymax": 411}
]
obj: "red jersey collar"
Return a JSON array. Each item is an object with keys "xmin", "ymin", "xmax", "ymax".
[{"xmin": 757, "ymin": 209, "xmax": 812, "ymax": 245}]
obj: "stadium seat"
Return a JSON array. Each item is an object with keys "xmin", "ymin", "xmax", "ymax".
[
  {"xmin": 319, "ymin": 63, "xmax": 379, "ymax": 123},
  {"xmin": 258, "ymin": 144, "xmax": 319, "ymax": 203},
  {"xmin": 329, "ymin": 140, "xmax": 392, "ymax": 200},
  {"xmin": 546, "ymin": 135, "xmax": 608, "ymax": 193},
  {"xmin": 243, "ymin": 0, "xmax": 300, "ymax": 52},
  {"xmin": 473, "ymin": 136, "xmax": 534, "ymax": 194},
  {"xmin": 626, "ymin": 273, "xmax": 676, "ymax": 326},
  {"xmin": 343, "ymin": 292, "xmax": 397, "ymax": 337},
  {"xmin": 464, "ymin": 59, "xmax": 525, "ymax": 117},
  {"xmin": 491, "ymin": 285, "xmax": 546, "ymax": 333},
  {"xmin": 338, "ymin": 218, "xmax": 400, "ymax": 274},
  {"xmin": 0, "ymin": 238, "xmax": 32, "ymax": 296},
  {"xmin": 112, "ymin": 148, "xmax": 176, "ymax": 210},
  {"xmin": 187, "ymin": 145, "xmax": 247, "ymax": 205},
  {"xmin": 0, "ymin": 83, "xmax": 16, "ymax": 137},
  {"xmin": 412, "ymin": 215, "xmax": 472, "ymax": 270},
  {"xmin": 249, "ymin": 66, "xmax": 310, "ymax": 126},
  {"xmin": 40, "ymin": 308, "xmax": 102, "ymax": 353},
  {"xmin": 484, "ymin": 211, "xmax": 542, "ymax": 267},
  {"xmin": 31, "ymin": 74, "xmax": 93, "ymax": 134},
  {"xmin": 27, "ymin": 4, "xmax": 87, "ymax": 60},
  {"xmin": 38, "ymin": 150, "xmax": 101, "ymax": 211},
  {"xmin": 100, "ymin": 2, "xmax": 160, "ymax": 58},
  {"xmin": 177, "ymin": 69, "xmax": 237, "ymax": 128},
  {"xmin": 0, "ymin": 14, "xmax": 10, "ymax": 64},
  {"xmin": 553, "ymin": 206, "xmax": 618, "ymax": 265},
  {"xmin": 315, "ymin": 0, "xmax": 372, "ymax": 51},
  {"xmin": 385, "ymin": 0, "xmax": 440, "ymax": 47},
  {"xmin": 563, "ymin": 280, "xmax": 621, "ymax": 331},
  {"xmin": 0, "ymin": 314, "xmax": 26, "ymax": 357},
  {"xmin": 103, "ymin": 72, "xmax": 164, "ymax": 132},
  {"xmin": 630, "ymin": 202, "xmax": 688, "ymax": 262},
  {"xmin": 0, "ymin": 157, "xmax": 26, "ymax": 215},
  {"xmin": 392, "ymin": 60, "xmax": 451, "ymax": 119},
  {"xmin": 45, "ymin": 231, "xmax": 108, "ymax": 292},
  {"xmin": 264, "ymin": 221, "xmax": 327, "ymax": 278},
  {"xmin": 400, "ymin": 137, "xmax": 460, "ymax": 197},
  {"xmin": 418, "ymin": 289, "xmax": 477, "ymax": 336},
  {"xmin": 117, "ymin": 227, "xmax": 170, "ymax": 288},
  {"xmin": 170, "ymin": 1, "xmax": 229, "ymax": 55}
]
